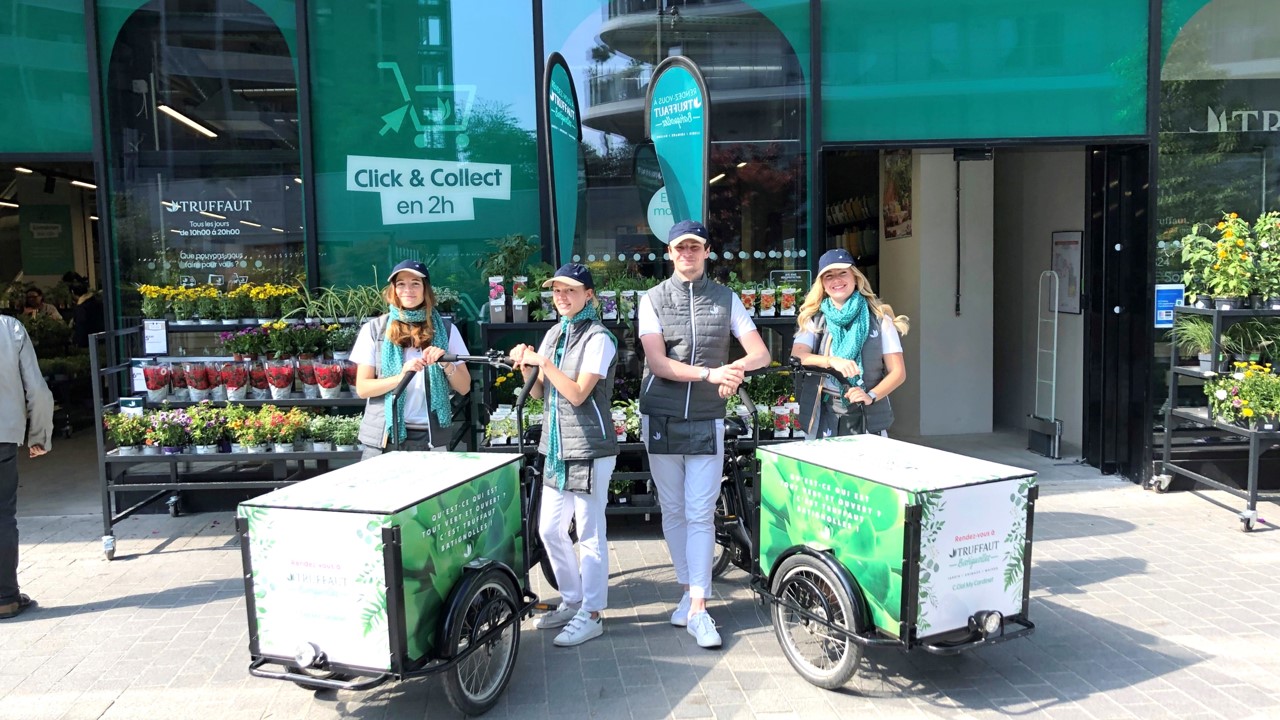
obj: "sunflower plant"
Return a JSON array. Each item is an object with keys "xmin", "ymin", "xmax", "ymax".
[
  {"xmin": 1253, "ymin": 211, "xmax": 1280, "ymax": 301},
  {"xmin": 1206, "ymin": 212, "xmax": 1256, "ymax": 300}
]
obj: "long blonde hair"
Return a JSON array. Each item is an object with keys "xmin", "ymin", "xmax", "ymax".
[
  {"xmin": 382, "ymin": 282, "xmax": 438, "ymax": 349},
  {"xmin": 796, "ymin": 266, "xmax": 910, "ymax": 336}
]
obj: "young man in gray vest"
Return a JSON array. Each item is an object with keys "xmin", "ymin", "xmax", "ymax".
[{"xmin": 638, "ymin": 220, "xmax": 771, "ymax": 648}]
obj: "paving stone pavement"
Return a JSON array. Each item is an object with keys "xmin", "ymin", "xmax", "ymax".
[{"xmin": 3, "ymin": 438, "xmax": 1280, "ymax": 719}]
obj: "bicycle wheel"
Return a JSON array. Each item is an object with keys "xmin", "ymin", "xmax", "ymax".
[
  {"xmin": 770, "ymin": 554, "xmax": 861, "ymax": 689},
  {"xmin": 442, "ymin": 567, "xmax": 521, "ymax": 716}
]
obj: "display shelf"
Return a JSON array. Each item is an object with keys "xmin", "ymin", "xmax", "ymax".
[{"xmin": 1158, "ymin": 306, "xmax": 1280, "ymax": 531}]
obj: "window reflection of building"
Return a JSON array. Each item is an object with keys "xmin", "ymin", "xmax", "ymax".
[
  {"xmin": 548, "ymin": 0, "xmax": 807, "ymax": 284},
  {"xmin": 104, "ymin": 0, "xmax": 303, "ymax": 311}
]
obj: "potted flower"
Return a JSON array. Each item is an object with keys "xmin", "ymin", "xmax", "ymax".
[
  {"xmin": 726, "ymin": 273, "xmax": 756, "ymax": 316},
  {"xmin": 170, "ymin": 286, "xmax": 199, "ymax": 323},
  {"xmin": 169, "ymin": 364, "xmax": 188, "ymax": 401},
  {"xmin": 231, "ymin": 411, "xmax": 269, "ymax": 452},
  {"xmin": 250, "ymin": 283, "xmax": 282, "ymax": 321},
  {"xmin": 759, "ymin": 287, "xmax": 777, "ymax": 316},
  {"xmin": 279, "ymin": 286, "xmax": 305, "ymax": 323},
  {"xmin": 264, "ymin": 321, "xmax": 295, "ymax": 360},
  {"xmin": 137, "ymin": 284, "xmax": 172, "ymax": 319},
  {"xmin": 308, "ymin": 415, "xmax": 335, "ymax": 452},
  {"xmin": 1204, "ymin": 213, "xmax": 1255, "ymax": 309},
  {"xmin": 327, "ymin": 324, "xmax": 358, "ymax": 360},
  {"xmin": 779, "ymin": 286, "xmax": 799, "ymax": 316},
  {"xmin": 186, "ymin": 402, "xmax": 226, "ymax": 454},
  {"xmin": 265, "ymin": 359, "xmax": 295, "ymax": 400},
  {"xmin": 219, "ymin": 361, "xmax": 251, "ymax": 401},
  {"xmin": 226, "ymin": 284, "xmax": 255, "ymax": 322},
  {"xmin": 485, "ymin": 412, "xmax": 515, "ymax": 446},
  {"xmin": 146, "ymin": 409, "xmax": 192, "ymax": 454},
  {"xmin": 1254, "ymin": 211, "xmax": 1280, "ymax": 309},
  {"xmin": 342, "ymin": 360, "xmax": 358, "ymax": 392},
  {"xmin": 142, "ymin": 362, "xmax": 171, "ymax": 403},
  {"xmin": 205, "ymin": 360, "xmax": 225, "ymax": 402},
  {"xmin": 196, "ymin": 286, "xmax": 222, "ymax": 324},
  {"xmin": 181, "ymin": 361, "xmax": 212, "ymax": 401},
  {"xmin": 261, "ymin": 406, "xmax": 308, "ymax": 452},
  {"xmin": 105, "ymin": 413, "xmax": 147, "ymax": 455},
  {"xmin": 314, "ymin": 360, "xmax": 345, "ymax": 399},
  {"xmin": 331, "ymin": 415, "xmax": 361, "ymax": 452}
]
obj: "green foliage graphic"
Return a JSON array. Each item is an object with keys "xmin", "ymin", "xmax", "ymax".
[{"xmin": 758, "ymin": 452, "xmax": 906, "ymax": 636}]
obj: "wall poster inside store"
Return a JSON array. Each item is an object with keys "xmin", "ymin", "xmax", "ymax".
[
  {"xmin": 880, "ymin": 150, "xmax": 912, "ymax": 241},
  {"xmin": 1051, "ymin": 231, "xmax": 1082, "ymax": 314}
]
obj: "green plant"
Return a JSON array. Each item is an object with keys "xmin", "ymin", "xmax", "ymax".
[
  {"xmin": 43, "ymin": 282, "xmax": 74, "ymax": 308},
  {"xmin": 434, "ymin": 286, "xmax": 462, "ymax": 314},
  {"xmin": 1255, "ymin": 212, "xmax": 1280, "ymax": 300},
  {"xmin": 19, "ymin": 313, "xmax": 71, "ymax": 352},
  {"xmin": 186, "ymin": 403, "xmax": 227, "ymax": 445},
  {"xmin": 476, "ymin": 234, "xmax": 540, "ymax": 279},
  {"xmin": 145, "ymin": 408, "xmax": 192, "ymax": 448},
  {"xmin": 104, "ymin": 412, "xmax": 148, "ymax": 446},
  {"xmin": 308, "ymin": 415, "xmax": 337, "ymax": 442},
  {"xmin": 1169, "ymin": 316, "xmax": 1216, "ymax": 357},
  {"xmin": 327, "ymin": 324, "xmax": 358, "ymax": 354},
  {"xmin": 290, "ymin": 323, "xmax": 330, "ymax": 357},
  {"xmin": 330, "ymin": 416, "xmax": 361, "ymax": 446},
  {"xmin": 1207, "ymin": 213, "xmax": 1256, "ymax": 299},
  {"xmin": 196, "ymin": 287, "xmax": 223, "ymax": 321},
  {"xmin": 1222, "ymin": 320, "xmax": 1269, "ymax": 359}
]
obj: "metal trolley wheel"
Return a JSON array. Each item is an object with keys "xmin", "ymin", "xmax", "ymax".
[
  {"xmin": 442, "ymin": 567, "xmax": 521, "ymax": 716},
  {"xmin": 770, "ymin": 554, "xmax": 863, "ymax": 689}
]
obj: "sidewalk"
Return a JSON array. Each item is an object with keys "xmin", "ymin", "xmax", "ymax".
[{"xmin": 2, "ymin": 433, "xmax": 1279, "ymax": 719}]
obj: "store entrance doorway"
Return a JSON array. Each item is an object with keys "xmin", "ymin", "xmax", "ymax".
[{"xmin": 820, "ymin": 145, "xmax": 1144, "ymax": 478}]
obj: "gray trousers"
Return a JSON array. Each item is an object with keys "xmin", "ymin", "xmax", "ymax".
[
  {"xmin": 0, "ymin": 443, "xmax": 18, "ymax": 604},
  {"xmin": 360, "ymin": 429, "xmax": 445, "ymax": 460}
]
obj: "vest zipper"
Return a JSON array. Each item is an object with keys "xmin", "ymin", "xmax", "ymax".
[
  {"xmin": 556, "ymin": 323, "xmax": 572, "ymax": 442},
  {"xmin": 685, "ymin": 281, "xmax": 695, "ymax": 419},
  {"xmin": 591, "ymin": 397, "xmax": 608, "ymax": 440}
]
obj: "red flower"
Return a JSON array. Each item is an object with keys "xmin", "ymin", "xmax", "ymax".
[
  {"xmin": 297, "ymin": 361, "xmax": 317, "ymax": 385},
  {"xmin": 265, "ymin": 364, "xmax": 294, "ymax": 389},
  {"xmin": 185, "ymin": 365, "xmax": 211, "ymax": 390},
  {"xmin": 250, "ymin": 365, "xmax": 268, "ymax": 390},
  {"xmin": 314, "ymin": 363, "xmax": 343, "ymax": 389},
  {"xmin": 171, "ymin": 367, "xmax": 187, "ymax": 389},
  {"xmin": 143, "ymin": 365, "xmax": 170, "ymax": 391},
  {"xmin": 221, "ymin": 364, "xmax": 250, "ymax": 389},
  {"xmin": 343, "ymin": 362, "xmax": 357, "ymax": 386}
]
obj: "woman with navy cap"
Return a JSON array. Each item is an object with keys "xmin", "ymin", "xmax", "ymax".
[
  {"xmin": 351, "ymin": 259, "xmax": 471, "ymax": 457},
  {"xmin": 509, "ymin": 263, "xmax": 618, "ymax": 647},
  {"xmin": 792, "ymin": 248, "xmax": 909, "ymax": 438}
]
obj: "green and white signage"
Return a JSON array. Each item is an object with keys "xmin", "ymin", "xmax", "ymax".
[
  {"xmin": 544, "ymin": 53, "xmax": 582, "ymax": 266},
  {"xmin": 240, "ymin": 451, "xmax": 523, "ymax": 668},
  {"xmin": 757, "ymin": 435, "xmax": 1034, "ymax": 638},
  {"xmin": 645, "ymin": 57, "xmax": 709, "ymax": 225}
]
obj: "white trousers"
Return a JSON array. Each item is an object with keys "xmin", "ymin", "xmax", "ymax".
[
  {"xmin": 644, "ymin": 417, "xmax": 724, "ymax": 600},
  {"xmin": 539, "ymin": 455, "xmax": 615, "ymax": 613}
]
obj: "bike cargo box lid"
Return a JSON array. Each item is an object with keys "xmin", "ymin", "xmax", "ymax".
[
  {"xmin": 240, "ymin": 451, "xmax": 522, "ymax": 514},
  {"xmin": 757, "ymin": 435, "xmax": 1034, "ymax": 493}
]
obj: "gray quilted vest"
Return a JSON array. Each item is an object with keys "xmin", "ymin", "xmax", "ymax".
[
  {"xmin": 356, "ymin": 314, "xmax": 456, "ymax": 449},
  {"xmin": 796, "ymin": 313, "xmax": 895, "ymax": 434},
  {"xmin": 535, "ymin": 319, "xmax": 619, "ymax": 460},
  {"xmin": 639, "ymin": 274, "xmax": 734, "ymax": 420}
]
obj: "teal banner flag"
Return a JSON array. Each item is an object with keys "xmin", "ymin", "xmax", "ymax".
[
  {"xmin": 645, "ymin": 57, "xmax": 709, "ymax": 226},
  {"xmin": 544, "ymin": 53, "xmax": 582, "ymax": 265}
]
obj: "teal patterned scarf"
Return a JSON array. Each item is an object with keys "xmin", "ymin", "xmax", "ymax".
[
  {"xmin": 545, "ymin": 303, "xmax": 615, "ymax": 490},
  {"xmin": 380, "ymin": 306, "xmax": 452, "ymax": 446},
  {"xmin": 822, "ymin": 293, "xmax": 870, "ymax": 393}
]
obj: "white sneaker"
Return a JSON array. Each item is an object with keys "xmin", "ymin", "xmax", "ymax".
[
  {"xmin": 553, "ymin": 609, "xmax": 603, "ymax": 647},
  {"xmin": 534, "ymin": 602, "xmax": 580, "ymax": 630},
  {"xmin": 687, "ymin": 611, "xmax": 722, "ymax": 649},
  {"xmin": 670, "ymin": 592, "xmax": 692, "ymax": 627}
]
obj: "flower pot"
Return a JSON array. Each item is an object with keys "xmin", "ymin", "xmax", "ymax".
[
  {"xmin": 779, "ymin": 288, "xmax": 798, "ymax": 316},
  {"xmin": 1214, "ymin": 297, "xmax": 1244, "ymax": 311},
  {"xmin": 270, "ymin": 385, "xmax": 293, "ymax": 400},
  {"xmin": 267, "ymin": 359, "xmax": 295, "ymax": 398},
  {"xmin": 759, "ymin": 289, "xmax": 777, "ymax": 317},
  {"xmin": 142, "ymin": 445, "xmax": 160, "ymax": 456},
  {"xmin": 311, "ymin": 440, "xmax": 334, "ymax": 452},
  {"xmin": 339, "ymin": 316, "xmax": 358, "ymax": 325},
  {"xmin": 284, "ymin": 317, "xmax": 302, "ymax": 325},
  {"xmin": 198, "ymin": 318, "xmax": 218, "ymax": 325},
  {"xmin": 244, "ymin": 444, "xmax": 268, "ymax": 453},
  {"xmin": 225, "ymin": 384, "xmax": 248, "ymax": 401},
  {"xmin": 622, "ymin": 290, "xmax": 638, "ymax": 319},
  {"xmin": 1256, "ymin": 416, "xmax": 1279, "ymax": 432},
  {"xmin": 257, "ymin": 318, "xmax": 274, "ymax": 325},
  {"xmin": 335, "ymin": 444, "xmax": 358, "ymax": 452},
  {"xmin": 488, "ymin": 276, "xmax": 506, "ymax": 323},
  {"xmin": 146, "ymin": 387, "xmax": 169, "ymax": 403},
  {"xmin": 319, "ymin": 383, "xmax": 342, "ymax": 399},
  {"xmin": 600, "ymin": 291, "xmax": 618, "ymax": 320},
  {"xmin": 240, "ymin": 318, "xmax": 257, "ymax": 325},
  {"xmin": 1198, "ymin": 353, "xmax": 1213, "ymax": 373},
  {"xmin": 194, "ymin": 444, "xmax": 219, "ymax": 455},
  {"xmin": 115, "ymin": 445, "xmax": 140, "ymax": 456},
  {"xmin": 1190, "ymin": 295, "xmax": 1211, "ymax": 309},
  {"xmin": 1265, "ymin": 298, "xmax": 1280, "ymax": 310},
  {"xmin": 333, "ymin": 351, "xmax": 350, "ymax": 361},
  {"xmin": 511, "ymin": 304, "xmax": 529, "ymax": 323},
  {"xmin": 272, "ymin": 442, "xmax": 295, "ymax": 453},
  {"xmin": 540, "ymin": 291, "xmax": 558, "ymax": 320},
  {"xmin": 488, "ymin": 303, "xmax": 507, "ymax": 323},
  {"xmin": 230, "ymin": 443, "xmax": 244, "ymax": 454},
  {"xmin": 209, "ymin": 385, "xmax": 226, "ymax": 402},
  {"xmin": 740, "ymin": 288, "xmax": 757, "ymax": 316},
  {"xmin": 161, "ymin": 446, "xmax": 183, "ymax": 455},
  {"xmin": 188, "ymin": 387, "xmax": 211, "ymax": 402}
]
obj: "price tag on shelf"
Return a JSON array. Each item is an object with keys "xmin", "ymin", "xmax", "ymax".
[
  {"xmin": 142, "ymin": 319, "xmax": 169, "ymax": 355},
  {"xmin": 130, "ymin": 359, "xmax": 147, "ymax": 394}
]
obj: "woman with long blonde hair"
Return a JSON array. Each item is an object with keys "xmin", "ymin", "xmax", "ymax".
[
  {"xmin": 350, "ymin": 259, "xmax": 471, "ymax": 458},
  {"xmin": 792, "ymin": 249, "xmax": 909, "ymax": 437}
]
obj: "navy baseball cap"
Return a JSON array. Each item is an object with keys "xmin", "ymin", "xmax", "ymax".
[
  {"xmin": 818, "ymin": 248, "xmax": 856, "ymax": 276},
  {"xmin": 541, "ymin": 263, "xmax": 594, "ymax": 290},
  {"xmin": 668, "ymin": 220, "xmax": 710, "ymax": 245},
  {"xmin": 387, "ymin": 259, "xmax": 430, "ymax": 284}
]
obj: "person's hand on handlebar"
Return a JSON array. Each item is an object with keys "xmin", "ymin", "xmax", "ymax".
[
  {"xmin": 510, "ymin": 343, "xmax": 546, "ymax": 372},
  {"xmin": 829, "ymin": 356, "xmax": 861, "ymax": 379},
  {"xmin": 422, "ymin": 346, "xmax": 448, "ymax": 365},
  {"xmin": 400, "ymin": 356, "xmax": 431, "ymax": 376},
  {"xmin": 845, "ymin": 386, "xmax": 874, "ymax": 406}
]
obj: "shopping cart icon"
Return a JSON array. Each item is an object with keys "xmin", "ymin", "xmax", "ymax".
[{"xmin": 377, "ymin": 62, "xmax": 477, "ymax": 150}]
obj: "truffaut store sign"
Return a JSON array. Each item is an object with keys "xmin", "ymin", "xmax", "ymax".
[{"xmin": 345, "ymin": 155, "xmax": 511, "ymax": 225}]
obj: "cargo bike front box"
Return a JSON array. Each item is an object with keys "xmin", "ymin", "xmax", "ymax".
[
  {"xmin": 755, "ymin": 435, "xmax": 1037, "ymax": 688},
  {"xmin": 237, "ymin": 451, "xmax": 532, "ymax": 716}
]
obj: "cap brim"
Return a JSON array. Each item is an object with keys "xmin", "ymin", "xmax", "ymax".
[
  {"xmin": 541, "ymin": 276, "xmax": 586, "ymax": 288},
  {"xmin": 819, "ymin": 262, "xmax": 854, "ymax": 276},
  {"xmin": 387, "ymin": 268, "xmax": 427, "ymax": 282},
  {"xmin": 669, "ymin": 233, "xmax": 709, "ymax": 245}
]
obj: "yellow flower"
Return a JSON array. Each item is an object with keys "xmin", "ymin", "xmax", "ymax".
[
  {"xmin": 1237, "ymin": 239, "xmax": 1245, "ymax": 247},
  {"xmin": 1217, "ymin": 222, "xmax": 1226, "ymax": 230},
  {"xmin": 1243, "ymin": 408, "xmax": 1254, "ymax": 418},
  {"xmin": 1230, "ymin": 212, "xmax": 1239, "ymax": 219}
]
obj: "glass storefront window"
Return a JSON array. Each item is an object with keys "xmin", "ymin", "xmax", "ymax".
[
  {"xmin": 309, "ymin": 0, "xmax": 541, "ymax": 306},
  {"xmin": 103, "ymin": 0, "xmax": 303, "ymax": 315},
  {"xmin": 0, "ymin": 1, "xmax": 93, "ymax": 154},
  {"xmin": 544, "ymin": 0, "xmax": 810, "ymax": 286},
  {"xmin": 1156, "ymin": 0, "xmax": 1280, "ymax": 413}
]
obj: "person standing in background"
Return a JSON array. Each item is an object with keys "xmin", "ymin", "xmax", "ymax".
[{"xmin": 0, "ymin": 315, "xmax": 54, "ymax": 620}]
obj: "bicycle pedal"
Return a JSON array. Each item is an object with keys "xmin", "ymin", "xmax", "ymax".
[{"xmin": 532, "ymin": 602, "xmax": 554, "ymax": 611}]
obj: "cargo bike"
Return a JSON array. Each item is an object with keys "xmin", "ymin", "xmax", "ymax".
[
  {"xmin": 237, "ymin": 352, "xmax": 548, "ymax": 716},
  {"xmin": 714, "ymin": 361, "xmax": 1038, "ymax": 688}
]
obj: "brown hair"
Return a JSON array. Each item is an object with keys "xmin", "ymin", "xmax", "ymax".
[{"xmin": 382, "ymin": 281, "xmax": 438, "ymax": 349}]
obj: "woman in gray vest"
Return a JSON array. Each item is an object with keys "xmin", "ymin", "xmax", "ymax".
[
  {"xmin": 638, "ymin": 220, "xmax": 771, "ymax": 649},
  {"xmin": 509, "ymin": 263, "xmax": 618, "ymax": 647},
  {"xmin": 350, "ymin": 259, "xmax": 471, "ymax": 458},
  {"xmin": 792, "ymin": 248, "xmax": 909, "ymax": 437}
]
